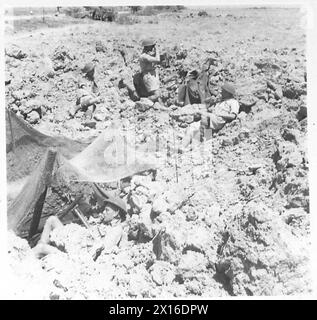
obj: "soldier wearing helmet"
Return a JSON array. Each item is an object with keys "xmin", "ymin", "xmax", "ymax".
[
  {"xmin": 180, "ymin": 82, "xmax": 240, "ymax": 151},
  {"xmin": 69, "ymin": 62, "xmax": 102, "ymax": 118},
  {"xmin": 137, "ymin": 37, "xmax": 161, "ymax": 102},
  {"xmin": 120, "ymin": 37, "xmax": 161, "ymax": 102}
]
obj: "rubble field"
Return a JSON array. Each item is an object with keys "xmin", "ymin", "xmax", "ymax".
[{"xmin": 5, "ymin": 7, "xmax": 310, "ymax": 298}]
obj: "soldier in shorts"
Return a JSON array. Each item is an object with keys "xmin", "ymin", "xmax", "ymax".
[
  {"xmin": 69, "ymin": 63, "xmax": 102, "ymax": 118},
  {"xmin": 180, "ymin": 83, "xmax": 240, "ymax": 151},
  {"xmin": 120, "ymin": 38, "xmax": 161, "ymax": 102}
]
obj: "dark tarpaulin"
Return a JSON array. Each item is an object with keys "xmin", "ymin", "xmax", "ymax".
[
  {"xmin": 6, "ymin": 109, "xmax": 158, "ymax": 236},
  {"xmin": 7, "ymin": 149, "xmax": 56, "ymax": 233}
]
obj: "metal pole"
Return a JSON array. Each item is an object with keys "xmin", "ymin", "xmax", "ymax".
[
  {"xmin": 28, "ymin": 186, "xmax": 48, "ymax": 240},
  {"xmin": 72, "ymin": 206, "xmax": 96, "ymax": 239}
]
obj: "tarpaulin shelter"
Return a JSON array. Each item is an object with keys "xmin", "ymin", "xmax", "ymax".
[{"xmin": 6, "ymin": 109, "xmax": 158, "ymax": 238}]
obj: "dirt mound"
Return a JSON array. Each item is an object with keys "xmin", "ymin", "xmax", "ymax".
[
  {"xmin": 7, "ymin": 232, "xmax": 53, "ymax": 299},
  {"xmin": 216, "ymin": 202, "xmax": 310, "ymax": 295}
]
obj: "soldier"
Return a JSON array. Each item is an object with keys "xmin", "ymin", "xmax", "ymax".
[
  {"xmin": 69, "ymin": 63, "xmax": 102, "ymax": 118},
  {"xmin": 120, "ymin": 38, "xmax": 161, "ymax": 102},
  {"xmin": 32, "ymin": 188, "xmax": 127, "ymax": 259},
  {"xmin": 180, "ymin": 82, "xmax": 240, "ymax": 151}
]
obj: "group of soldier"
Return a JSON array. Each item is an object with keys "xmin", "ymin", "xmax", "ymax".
[{"xmin": 71, "ymin": 37, "xmax": 239, "ymax": 152}]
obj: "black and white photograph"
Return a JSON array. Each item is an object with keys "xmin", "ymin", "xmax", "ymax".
[{"xmin": 1, "ymin": 0, "xmax": 316, "ymax": 300}]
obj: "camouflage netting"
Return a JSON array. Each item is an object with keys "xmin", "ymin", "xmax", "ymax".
[
  {"xmin": 6, "ymin": 109, "xmax": 86, "ymax": 183},
  {"xmin": 6, "ymin": 109, "xmax": 157, "ymax": 237}
]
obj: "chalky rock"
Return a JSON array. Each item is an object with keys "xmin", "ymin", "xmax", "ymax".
[
  {"xmin": 296, "ymin": 106, "xmax": 307, "ymax": 121},
  {"xmin": 282, "ymin": 82, "xmax": 306, "ymax": 99},
  {"xmin": 152, "ymin": 227, "xmax": 186, "ymax": 265},
  {"xmin": 26, "ymin": 110, "xmax": 40, "ymax": 124},
  {"xmin": 277, "ymin": 141, "xmax": 303, "ymax": 168},
  {"xmin": 4, "ymin": 11, "xmax": 310, "ymax": 299},
  {"xmin": 137, "ymin": 204, "xmax": 154, "ymax": 242},
  {"xmin": 20, "ymin": 98, "xmax": 42, "ymax": 115},
  {"xmin": 274, "ymin": 86, "xmax": 283, "ymax": 100},
  {"xmin": 216, "ymin": 203, "xmax": 310, "ymax": 296},
  {"xmin": 11, "ymin": 90, "xmax": 33, "ymax": 101},
  {"xmin": 239, "ymin": 95, "xmax": 257, "ymax": 112},
  {"xmin": 51, "ymin": 45, "xmax": 75, "ymax": 71},
  {"xmin": 149, "ymin": 261, "xmax": 176, "ymax": 286},
  {"xmin": 6, "ymin": 45, "xmax": 27, "ymax": 59},
  {"xmin": 135, "ymin": 98, "xmax": 154, "ymax": 112}
]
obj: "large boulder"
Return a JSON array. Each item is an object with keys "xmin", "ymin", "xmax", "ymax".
[{"xmin": 6, "ymin": 45, "xmax": 27, "ymax": 60}]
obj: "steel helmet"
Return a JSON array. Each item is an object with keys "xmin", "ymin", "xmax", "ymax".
[
  {"xmin": 141, "ymin": 38, "xmax": 156, "ymax": 47},
  {"xmin": 222, "ymin": 82, "xmax": 236, "ymax": 96},
  {"xmin": 92, "ymin": 184, "xmax": 127, "ymax": 214}
]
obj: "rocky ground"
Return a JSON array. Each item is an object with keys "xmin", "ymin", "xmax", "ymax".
[{"xmin": 5, "ymin": 7, "xmax": 311, "ymax": 298}]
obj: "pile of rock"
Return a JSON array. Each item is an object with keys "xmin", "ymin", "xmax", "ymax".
[
  {"xmin": 51, "ymin": 45, "xmax": 76, "ymax": 72},
  {"xmin": 9, "ymin": 90, "xmax": 48, "ymax": 123},
  {"xmin": 253, "ymin": 80, "xmax": 283, "ymax": 108},
  {"xmin": 216, "ymin": 202, "xmax": 311, "ymax": 296},
  {"xmin": 282, "ymin": 80, "xmax": 306, "ymax": 100}
]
